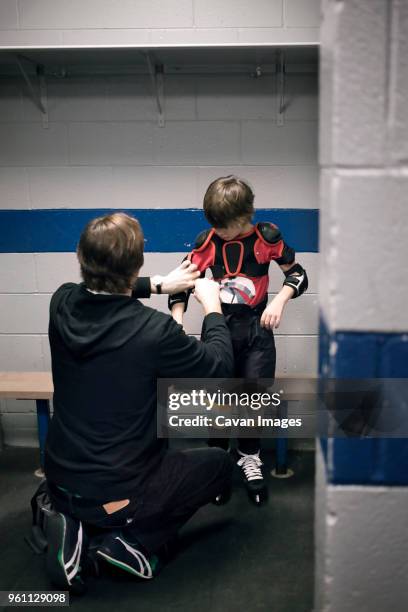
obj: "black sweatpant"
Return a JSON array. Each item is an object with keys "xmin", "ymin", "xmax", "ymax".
[
  {"xmin": 48, "ymin": 447, "xmax": 233, "ymax": 555},
  {"xmin": 209, "ymin": 303, "xmax": 276, "ymax": 455}
]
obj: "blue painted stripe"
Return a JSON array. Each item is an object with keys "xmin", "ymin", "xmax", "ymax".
[
  {"xmin": 0, "ymin": 208, "xmax": 319, "ymax": 253},
  {"xmin": 319, "ymin": 317, "xmax": 408, "ymax": 379},
  {"xmin": 319, "ymin": 314, "xmax": 408, "ymax": 486}
]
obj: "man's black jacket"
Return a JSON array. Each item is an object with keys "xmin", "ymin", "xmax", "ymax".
[{"xmin": 45, "ymin": 281, "xmax": 233, "ymax": 500}]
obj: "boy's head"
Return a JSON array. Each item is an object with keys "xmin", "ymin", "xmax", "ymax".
[
  {"xmin": 77, "ymin": 212, "xmax": 144, "ymax": 294},
  {"xmin": 203, "ymin": 176, "xmax": 254, "ymax": 240}
]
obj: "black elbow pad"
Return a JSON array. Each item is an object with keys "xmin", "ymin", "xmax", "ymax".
[
  {"xmin": 168, "ymin": 290, "xmax": 191, "ymax": 312},
  {"xmin": 283, "ymin": 263, "xmax": 308, "ymax": 298}
]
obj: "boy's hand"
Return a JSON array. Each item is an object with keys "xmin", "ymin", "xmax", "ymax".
[
  {"xmin": 158, "ymin": 260, "xmax": 200, "ymax": 294},
  {"xmin": 260, "ymin": 296, "xmax": 287, "ymax": 330}
]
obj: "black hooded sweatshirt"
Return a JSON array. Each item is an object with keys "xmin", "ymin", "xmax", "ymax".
[{"xmin": 45, "ymin": 282, "xmax": 233, "ymax": 500}]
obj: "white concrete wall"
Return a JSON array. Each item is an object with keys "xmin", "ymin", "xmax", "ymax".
[
  {"xmin": 0, "ymin": 66, "xmax": 318, "ymax": 446},
  {"xmin": 0, "ymin": 0, "xmax": 319, "ymax": 48},
  {"xmin": 316, "ymin": 1, "xmax": 408, "ymax": 610},
  {"xmin": 319, "ymin": 0, "xmax": 408, "ymax": 334},
  {"xmin": 315, "ymin": 445, "xmax": 408, "ymax": 612},
  {"xmin": 0, "ymin": 0, "xmax": 319, "ymax": 447}
]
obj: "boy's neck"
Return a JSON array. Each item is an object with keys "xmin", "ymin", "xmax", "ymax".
[{"xmin": 237, "ymin": 222, "xmax": 254, "ymax": 236}]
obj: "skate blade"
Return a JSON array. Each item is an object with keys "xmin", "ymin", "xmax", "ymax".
[{"xmin": 248, "ymin": 490, "xmax": 267, "ymax": 506}]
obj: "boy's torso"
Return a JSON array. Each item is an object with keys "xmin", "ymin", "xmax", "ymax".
[{"xmin": 191, "ymin": 225, "xmax": 281, "ymax": 308}]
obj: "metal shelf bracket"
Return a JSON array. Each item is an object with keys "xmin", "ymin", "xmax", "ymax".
[
  {"xmin": 276, "ymin": 51, "xmax": 286, "ymax": 127},
  {"xmin": 15, "ymin": 55, "xmax": 49, "ymax": 128},
  {"xmin": 144, "ymin": 52, "xmax": 165, "ymax": 128}
]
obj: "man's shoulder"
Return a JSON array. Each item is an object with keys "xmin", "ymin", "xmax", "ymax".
[
  {"xmin": 50, "ymin": 282, "xmax": 80, "ymax": 305},
  {"xmin": 53, "ymin": 281, "xmax": 79, "ymax": 294}
]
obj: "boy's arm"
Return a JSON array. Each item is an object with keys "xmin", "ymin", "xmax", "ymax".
[
  {"xmin": 261, "ymin": 261, "xmax": 307, "ymax": 330},
  {"xmin": 255, "ymin": 222, "xmax": 308, "ymax": 299},
  {"xmin": 256, "ymin": 222, "xmax": 308, "ymax": 329},
  {"xmin": 171, "ymin": 301, "xmax": 185, "ymax": 325},
  {"xmin": 169, "ymin": 260, "xmax": 205, "ymax": 324},
  {"xmin": 168, "ymin": 256, "xmax": 195, "ymax": 324},
  {"xmin": 279, "ymin": 260, "xmax": 308, "ymax": 298},
  {"xmin": 169, "ymin": 229, "xmax": 215, "ymax": 321}
]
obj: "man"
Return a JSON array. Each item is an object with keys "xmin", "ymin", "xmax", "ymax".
[{"xmin": 43, "ymin": 212, "xmax": 234, "ymax": 589}]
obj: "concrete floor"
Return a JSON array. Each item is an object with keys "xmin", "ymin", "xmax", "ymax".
[{"xmin": 0, "ymin": 445, "xmax": 314, "ymax": 612}]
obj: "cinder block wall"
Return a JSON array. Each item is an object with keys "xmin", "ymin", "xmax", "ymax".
[
  {"xmin": 0, "ymin": 0, "xmax": 319, "ymax": 447},
  {"xmin": 0, "ymin": 0, "xmax": 319, "ymax": 47},
  {"xmin": 316, "ymin": 1, "xmax": 408, "ymax": 610}
]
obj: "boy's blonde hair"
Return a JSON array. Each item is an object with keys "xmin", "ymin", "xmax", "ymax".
[{"xmin": 203, "ymin": 175, "xmax": 254, "ymax": 228}]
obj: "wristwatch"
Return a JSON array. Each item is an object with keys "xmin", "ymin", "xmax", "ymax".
[{"xmin": 152, "ymin": 275, "xmax": 164, "ymax": 294}]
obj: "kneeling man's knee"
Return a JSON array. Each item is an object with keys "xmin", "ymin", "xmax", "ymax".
[{"xmin": 208, "ymin": 447, "xmax": 233, "ymax": 478}]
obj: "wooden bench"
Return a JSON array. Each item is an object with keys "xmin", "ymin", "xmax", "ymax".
[
  {"xmin": 0, "ymin": 372, "xmax": 314, "ymax": 478},
  {"xmin": 0, "ymin": 372, "xmax": 52, "ymax": 470}
]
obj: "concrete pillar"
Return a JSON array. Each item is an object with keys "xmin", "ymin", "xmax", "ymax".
[{"xmin": 316, "ymin": 1, "xmax": 408, "ymax": 610}]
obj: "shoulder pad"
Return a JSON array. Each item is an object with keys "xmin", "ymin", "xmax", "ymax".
[
  {"xmin": 256, "ymin": 222, "xmax": 282, "ymax": 244},
  {"xmin": 193, "ymin": 229, "xmax": 214, "ymax": 252}
]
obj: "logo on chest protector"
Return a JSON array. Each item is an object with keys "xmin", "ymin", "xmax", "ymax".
[{"xmin": 219, "ymin": 276, "xmax": 256, "ymax": 304}]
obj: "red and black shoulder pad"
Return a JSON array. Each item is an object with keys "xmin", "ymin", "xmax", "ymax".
[
  {"xmin": 255, "ymin": 222, "xmax": 282, "ymax": 244},
  {"xmin": 193, "ymin": 228, "xmax": 214, "ymax": 252}
]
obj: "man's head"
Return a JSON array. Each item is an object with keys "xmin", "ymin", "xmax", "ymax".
[
  {"xmin": 203, "ymin": 175, "xmax": 255, "ymax": 240},
  {"xmin": 77, "ymin": 212, "xmax": 144, "ymax": 294}
]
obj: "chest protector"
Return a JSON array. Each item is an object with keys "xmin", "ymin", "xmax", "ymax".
[{"xmin": 193, "ymin": 225, "xmax": 278, "ymax": 280}]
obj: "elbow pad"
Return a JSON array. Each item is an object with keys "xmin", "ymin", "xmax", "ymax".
[
  {"xmin": 283, "ymin": 263, "xmax": 308, "ymax": 298},
  {"xmin": 168, "ymin": 290, "xmax": 191, "ymax": 312}
]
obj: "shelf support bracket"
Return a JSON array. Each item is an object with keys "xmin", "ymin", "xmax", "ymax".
[
  {"xmin": 144, "ymin": 52, "xmax": 165, "ymax": 128},
  {"xmin": 276, "ymin": 51, "xmax": 286, "ymax": 127},
  {"xmin": 15, "ymin": 54, "xmax": 48, "ymax": 128}
]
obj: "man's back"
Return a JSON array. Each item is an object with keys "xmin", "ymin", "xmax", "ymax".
[{"xmin": 45, "ymin": 282, "xmax": 233, "ymax": 500}]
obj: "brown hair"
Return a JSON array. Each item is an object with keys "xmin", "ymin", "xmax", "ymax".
[
  {"xmin": 203, "ymin": 175, "xmax": 255, "ymax": 228},
  {"xmin": 77, "ymin": 212, "xmax": 144, "ymax": 294}
]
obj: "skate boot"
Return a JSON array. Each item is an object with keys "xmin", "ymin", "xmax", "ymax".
[{"xmin": 237, "ymin": 451, "xmax": 268, "ymax": 506}]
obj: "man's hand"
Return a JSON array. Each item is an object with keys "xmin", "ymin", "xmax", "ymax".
[
  {"xmin": 260, "ymin": 295, "xmax": 287, "ymax": 330},
  {"xmin": 153, "ymin": 260, "xmax": 200, "ymax": 294},
  {"xmin": 193, "ymin": 278, "xmax": 222, "ymax": 315}
]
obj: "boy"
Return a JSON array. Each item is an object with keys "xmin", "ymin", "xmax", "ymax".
[{"xmin": 169, "ymin": 176, "xmax": 308, "ymax": 505}]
